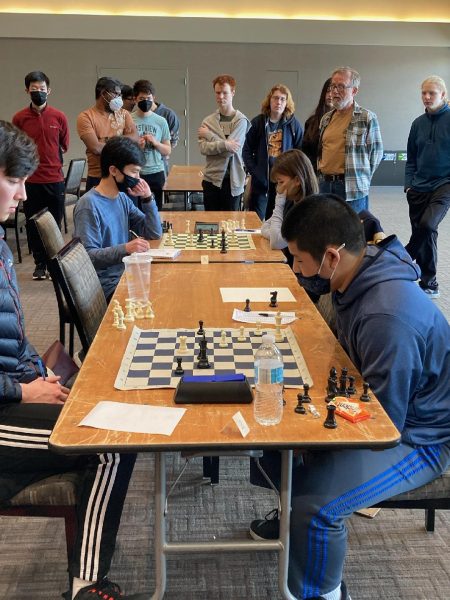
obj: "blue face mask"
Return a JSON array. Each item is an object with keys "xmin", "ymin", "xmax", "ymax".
[{"xmin": 296, "ymin": 243, "xmax": 345, "ymax": 296}]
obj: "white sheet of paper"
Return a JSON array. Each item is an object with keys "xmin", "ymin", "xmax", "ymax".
[
  {"xmin": 78, "ymin": 401, "xmax": 186, "ymax": 436},
  {"xmin": 232, "ymin": 309, "xmax": 297, "ymax": 325},
  {"xmin": 220, "ymin": 287, "xmax": 296, "ymax": 303},
  {"xmin": 143, "ymin": 249, "xmax": 181, "ymax": 259}
]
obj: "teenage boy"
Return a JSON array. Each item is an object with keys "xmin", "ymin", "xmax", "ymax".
[
  {"xmin": 73, "ymin": 136, "xmax": 162, "ymax": 302},
  {"xmin": 12, "ymin": 71, "xmax": 69, "ymax": 280},
  {"xmin": 198, "ymin": 74, "xmax": 249, "ymax": 211},
  {"xmin": 0, "ymin": 120, "xmax": 137, "ymax": 599},
  {"xmin": 251, "ymin": 193, "xmax": 450, "ymax": 600},
  {"xmin": 131, "ymin": 79, "xmax": 171, "ymax": 210}
]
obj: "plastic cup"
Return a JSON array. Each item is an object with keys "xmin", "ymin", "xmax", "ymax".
[{"xmin": 122, "ymin": 254, "xmax": 152, "ymax": 303}]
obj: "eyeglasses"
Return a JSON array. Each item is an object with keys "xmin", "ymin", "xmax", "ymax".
[{"xmin": 329, "ymin": 83, "xmax": 353, "ymax": 92}]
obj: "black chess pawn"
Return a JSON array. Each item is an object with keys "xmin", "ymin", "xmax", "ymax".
[
  {"xmin": 174, "ymin": 357, "xmax": 184, "ymax": 376},
  {"xmin": 197, "ymin": 320, "xmax": 204, "ymax": 335},
  {"xmin": 360, "ymin": 382, "xmax": 370, "ymax": 402},
  {"xmin": 302, "ymin": 383, "xmax": 311, "ymax": 403},
  {"xmin": 329, "ymin": 367, "xmax": 338, "ymax": 382},
  {"xmin": 295, "ymin": 393, "xmax": 306, "ymax": 414},
  {"xmin": 198, "ymin": 229, "xmax": 204, "ymax": 243},
  {"xmin": 339, "ymin": 368, "xmax": 348, "ymax": 395},
  {"xmin": 347, "ymin": 375, "xmax": 356, "ymax": 396},
  {"xmin": 244, "ymin": 298, "xmax": 251, "ymax": 312},
  {"xmin": 269, "ymin": 291, "xmax": 278, "ymax": 307},
  {"xmin": 324, "ymin": 403, "xmax": 337, "ymax": 429},
  {"xmin": 210, "ymin": 236, "xmax": 215, "ymax": 248}
]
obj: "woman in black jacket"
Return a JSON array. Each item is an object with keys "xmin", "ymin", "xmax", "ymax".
[{"xmin": 302, "ymin": 78, "xmax": 333, "ymax": 173}]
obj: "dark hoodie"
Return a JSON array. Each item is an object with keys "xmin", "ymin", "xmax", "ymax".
[
  {"xmin": 405, "ymin": 102, "xmax": 450, "ymax": 192},
  {"xmin": 333, "ymin": 235, "xmax": 450, "ymax": 446}
]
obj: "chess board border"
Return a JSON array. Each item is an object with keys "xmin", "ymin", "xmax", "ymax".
[
  {"xmin": 114, "ymin": 326, "xmax": 313, "ymax": 391},
  {"xmin": 159, "ymin": 231, "xmax": 256, "ymax": 251}
]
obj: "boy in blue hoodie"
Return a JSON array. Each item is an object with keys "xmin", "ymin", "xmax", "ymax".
[
  {"xmin": 251, "ymin": 193, "xmax": 450, "ymax": 600},
  {"xmin": 405, "ymin": 75, "xmax": 450, "ymax": 298}
]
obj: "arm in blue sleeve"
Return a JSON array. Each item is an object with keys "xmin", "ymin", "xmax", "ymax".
[
  {"xmin": 74, "ymin": 207, "xmax": 127, "ymax": 269},
  {"xmin": 129, "ymin": 198, "xmax": 162, "ymax": 240}
]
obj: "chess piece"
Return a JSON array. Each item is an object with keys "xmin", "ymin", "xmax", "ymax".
[
  {"xmin": 145, "ymin": 300, "xmax": 155, "ymax": 319},
  {"xmin": 269, "ymin": 291, "xmax": 278, "ymax": 308},
  {"xmin": 329, "ymin": 367, "xmax": 338, "ymax": 382},
  {"xmin": 254, "ymin": 320, "xmax": 263, "ymax": 336},
  {"xmin": 197, "ymin": 338, "xmax": 211, "ymax": 369},
  {"xmin": 134, "ymin": 303, "xmax": 144, "ymax": 319},
  {"xmin": 274, "ymin": 312, "xmax": 283, "ymax": 343},
  {"xmin": 197, "ymin": 320, "xmax": 205, "ymax": 335},
  {"xmin": 302, "ymin": 383, "xmax": 311, "ymax": 403},
  {"xmin": 324, "ymin": 403, "xmax": 337, "ymax": 428},
  {"xmin": 124, "ymin": 299, "xmax": 135, "ymax": 322},
  {"xmin": 295, "ymin": 393, "xmax": 306, "ymax": 414},
  {"xmin": 220, "ymin": 230, "xmax": 227, "ymax": 254},
  {"xmin": 198, "ymin": 229, "xmax": 204, "ymax": 243},
  {"xmin": 360, "ymin": 382, "xmax": 371, "ymax": 402},
  {"xmin": 237, "ymin": 326, "xmax": 246, "ymax": 341},
  {"xmin": 174, "ymin": 357, "xmax": 185, "ymax": 376},
  {"xmin": 326, "ymin": 376, "xmax": 338, "ymax": 403},
  {"xmin": 112, "ymin": 308, "xmax": 119, "ymax": 328},
  {"xmin": 189, "ymin": 233, "xmax": 194, "ymax": 247},
  {"xmin": 166, "ymin": 228, "xmax": 174, "ymax": 246},
  {"xmin": 347, "ymin": 375, "xmax": 356, "ymax": 396},
  {"xmin": 185, "ymin": 219, "xmax": 191, "ymax": 234},
  {"xmin": 178, "ymin": 335, "xmax": 188, "ymax": 354},
  {"xmin": 210, "ymin": 236, "xmax": 215, "ymax": 248},
  {"xmin": 116, "ymin": 308, "xmax": 126, "ymax": 330},
  {"xmin": 240, "ymin": 217, "xmax": 246, "ymax": 229},
  {"xmin": 219, "ymin": 330, "xmax": 228, "ymax": 348},
  {"xmin": 244, "ymin": 298, "xmax": 251, "ymax": 312},
  {"xmin": 339, "ymin": 368, "xmax": 348, "ymax": 394}
]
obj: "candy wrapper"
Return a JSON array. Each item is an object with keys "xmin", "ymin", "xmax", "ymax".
[{"xmin": 334, "ymin": 397, "xmax": 371, "ymax": 423}]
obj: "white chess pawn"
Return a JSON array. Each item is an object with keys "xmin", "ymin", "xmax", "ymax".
[
  {"xmin": 178, "ymin": 335, "xmax": 188, "ymax": 353},
  {"xmin": 219, "ymin": 330, "xmax": 228, "ymax": 348},
  {"xmin": 166, "ymin": 229, "xmax": 174, "ymax": 246},
  {"xmin": 145, "ymin": 300, "xmax": 155, "ymax": 319},
  {"xmin": 116, "ymin": 308, "xmax": 126, "ymax": 330},
  {"xmin": 185, "ymin": 219, "xmax": 191, "ymax": 234},
  {"xmin": 112, "ymin": 308, "xmax": 119, "ymax": 328},
  {"xmin": 134, "ymin": 302, "xmax": 144, "ymax": 319},
  {"xmin": 124, "ymin": 299, "xmax": 135, "ymax": 322},
  {"xmin": 240, "ymin": 217, "xmax": 246, "ymax": 229},
  {"xmin": 254, "ymin": 320, "xmax": 263, "ymax": 336},
  {"xmin": 238, "ymin": 326, "xmax": 246, "ymax": 342},
  {"xmin": 275, "ymin": 312, "xmax": 284, "ymax": 342}
]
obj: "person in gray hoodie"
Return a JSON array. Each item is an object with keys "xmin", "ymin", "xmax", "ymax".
[{"xmin": 198, "ymin": 74, "xmax": 249, "ymax": 211}]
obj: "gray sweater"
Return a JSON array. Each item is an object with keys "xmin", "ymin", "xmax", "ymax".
[{"xmin": 199, "ymin": 109, "xmax": 249, "ymax": 196}]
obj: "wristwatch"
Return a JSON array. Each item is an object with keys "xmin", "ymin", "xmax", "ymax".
[{"xmin": 142, "ymin": 193, "xmax": 155, "ymax": 204}]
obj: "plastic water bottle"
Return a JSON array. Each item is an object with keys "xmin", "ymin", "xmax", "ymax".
[{"xmin": 253, "ymin": 334, "xmax": 284, "ymax": 426}]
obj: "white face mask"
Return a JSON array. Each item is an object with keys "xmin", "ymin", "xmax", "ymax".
[{"xmin": 108, "ymin": 96, "xmax": 123, "ymax": 112}]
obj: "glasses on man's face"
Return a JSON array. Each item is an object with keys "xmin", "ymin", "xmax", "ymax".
[{"xmin": 329, "ymin": 83, "xmax": 353, "ymax": 93}]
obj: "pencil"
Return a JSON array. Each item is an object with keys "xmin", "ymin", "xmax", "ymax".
[{"xmin": 129, "ymin": 229, "xmax": 140, "ymax": 239}]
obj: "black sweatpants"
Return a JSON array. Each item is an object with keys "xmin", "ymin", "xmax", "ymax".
[
  {"xmin": 23, "ymin": 181, "xmax": 65, "ymax": 268},
  {"xmin": 141, "ymin": 170, "xmax": 166, "ymax": 211},
  {"xmin": 0, "ymin": 402, "xmax": 136, "ymax": 582},
  {"xmin": 202, "ymin": 177, "xmax": 242, "ymax": 211}
]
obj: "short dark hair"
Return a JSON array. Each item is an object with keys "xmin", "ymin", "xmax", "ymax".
[
  {"xmin": 120, "ymin": 84, "xmax": 134, "ymax": 99},
  {"xmin": 133, "ymin": 79, "xmax": 156, "ymax": 97},
  {"xmin": 0, "ymin": 120, "xmax": 39, "ymax": 178},
  {"xmin": 95, "ymin": 77, "xmax": 122, "ymax": 99},
  {"xmin": 281, "ymin": 193, "xmax": 365, "ymax": 262},
  {"xmin": 100, "ymin": 137, "xmax": 145, "ymax": 178},
  {"xmin": 24, "ymin": 71, "xmax": 50, "ymax": 89}
]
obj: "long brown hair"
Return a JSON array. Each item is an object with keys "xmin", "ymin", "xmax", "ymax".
[
  {"xmin": 270, "ymin": 149, "xmax": 319, "ymax": 203},
  {"xmin": 261, "ymin": 84, "xmax": 295, "ymax": 120},
  {"xmin": 302, "ymin": 78, "xmax": 332, "ymax": 148}
]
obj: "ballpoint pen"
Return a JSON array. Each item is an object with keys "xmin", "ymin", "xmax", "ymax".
[{"xmin": 129, "ymin": 229, "xmax": 140, "ymax": 239}]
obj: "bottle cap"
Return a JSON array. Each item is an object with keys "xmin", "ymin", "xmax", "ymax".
[{"xmin": 262, "ymin": 334, "xmax": 275, "ymax": 344}]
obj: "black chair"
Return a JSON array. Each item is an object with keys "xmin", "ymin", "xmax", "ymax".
[
  {"xmin": 3, "ymin": 201, "xmax": 27, "ymax": 263},
  {"xmin": 50, "ymin": 238, "xmax": 107, "ymax": 356},
  {"xmin": 31, "ymin": 209, "xmax": 75, "ymax": 356},
  {"xmin": 63, "ymin": 158, "xmax": 86, "ymax": 234}
]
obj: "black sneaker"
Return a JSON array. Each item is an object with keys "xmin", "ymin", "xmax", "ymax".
[
  {"xmin": 249, "ymin": 508, "xmax": 279, "ymax": 540},
  {"xmin": 73, "ymin": 578, "xmax": 129, "ymax": 599},
  {"xmin": 32, "ymin": 267, "xmax": 47, "ymax": 280}
]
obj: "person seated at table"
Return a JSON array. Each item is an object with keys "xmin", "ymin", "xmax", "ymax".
[
  {"xmin": 250, "ymin": 193, "xmax": 450, "ymax": 600},
  {"xmin": 0, "ymin": 120, "xmax": 137, "ymax": 600},
  {"xmin": 74, "ymin": 136, "xmax": 162, "ymax": 302},
  {"xmin": 260, "ymin": 149, "xmax": 318, "ymax": 267}
]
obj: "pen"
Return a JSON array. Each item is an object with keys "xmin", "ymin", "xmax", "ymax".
[
  {"xmin": 129, "ymin": 229, "xmax": 140, "ymax": 239},
  {"xmin": 37, "ymin": 358, "xmax": 46, "ymax": 380},
  {"xmin": 258, "ymin": 313, "xmax": 270, "ymax": 317}
]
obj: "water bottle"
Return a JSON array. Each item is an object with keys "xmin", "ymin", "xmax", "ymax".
[{"xmin": 253, "ymin": 334, "xmax": 284, "ymax": 426}]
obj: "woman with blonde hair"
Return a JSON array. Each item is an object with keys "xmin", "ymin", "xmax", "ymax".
[{"xmin": 243, "ymin": 84, "xmax": 303, "ymax": 220}]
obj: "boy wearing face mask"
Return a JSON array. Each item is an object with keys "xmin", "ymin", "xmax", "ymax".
[
  {"xmin": 73, "ymin": 137, "xmax": 162, "ymax": 302},
  {"xmin": 131, "ymin": 80, "xmax": 171, "ymax": 210},
  {"xmin": 77, "ymin": 77, "xmax": 137, "ymax": 193},
  {"xmin": 12, "ymin": 71, "xmax": 69, "ymax": 280}
]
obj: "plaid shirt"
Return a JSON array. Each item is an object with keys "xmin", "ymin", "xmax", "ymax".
[{"xmin": 319, "ymin": 102, "xmax": 383, "ymax": 201}]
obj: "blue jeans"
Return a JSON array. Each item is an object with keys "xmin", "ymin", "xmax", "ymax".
[{"xmin": 318, "ymin": 179, "xmax": 369, "ymax": 213}]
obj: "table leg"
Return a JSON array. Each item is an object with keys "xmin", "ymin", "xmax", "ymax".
[
  {"xmin": 279, "ymin": 449, "xmax": 296, "ymax": 600},
  {"xmin": 151, "ymin": 452, "xmax": 167, "ymax": 600}
]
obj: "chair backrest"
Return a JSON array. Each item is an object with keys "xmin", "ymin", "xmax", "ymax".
[
  {"xmin": 51, "ymin": 238, "xmax": 107, "ymax": 353},
  {"xmin": 31, "ymin": 209, "xmax": 65, "ymax": 260},
  {"xmin": 65, "ymin": 159, "xmax": 86, "ymax": 197}
]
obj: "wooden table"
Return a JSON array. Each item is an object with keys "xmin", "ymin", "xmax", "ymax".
[
  {"xmin": 150, "ymin": 211, "xmax": 286, "ymax": 263},
  {"xmin": 50, "ymin": 263, "xmax": 400, "ymax": 599},
  {"xmin": 163, "ymin": 164, "xmax": 203, "ymax": 209}
]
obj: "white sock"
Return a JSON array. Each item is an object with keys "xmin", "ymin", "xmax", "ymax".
[
  {"xmin": 321, "ymin": 583, "xmax": 342, "ymax": 600},
  {"xmin": 72, "ymin": 577, "xmax": 92, "ymax": 599}
]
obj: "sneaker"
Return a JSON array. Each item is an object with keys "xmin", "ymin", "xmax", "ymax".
[
  {"xmin": 73, "ymin": 578, "xmax": 129, "ymax": 599},
  {"xmin": 32, "ymin": 267, "xmax": 47, "ymax": 280},
  {"xmin": 422, "ymin": 287, "xmax": 440, "ymax": 299},
  {"xmin": 308, "ymin": 580, "xmax": 351, "ymax": 600},
  {"xmin": 249, "ymin": 508, "xmax": 279, "ymax": 540}
]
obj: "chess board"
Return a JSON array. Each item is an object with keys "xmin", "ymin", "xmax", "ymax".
[
  {"xmin": 114, "ymin": 326, "xmax": 313, "ymax": 390},
  {"xmin": 159, "ymin": 232, "xmax": 256, "ymax": 251}
]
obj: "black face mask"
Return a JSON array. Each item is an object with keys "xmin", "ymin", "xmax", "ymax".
[
  {"xmin": 114, "ymin": 170, "xmax": 140, "ymax": 193},
  {"xmin": 30, "ymin": 91, "xmax": 47, "ymax": 106},
  {"xmin": 137, "ymin": 99, "xmax": 152, "ymax": 113}
]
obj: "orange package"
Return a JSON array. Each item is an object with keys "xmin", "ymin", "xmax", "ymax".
[{"xmin": 333, "ymin": 397, "xmax": 371, "ymax": 423}]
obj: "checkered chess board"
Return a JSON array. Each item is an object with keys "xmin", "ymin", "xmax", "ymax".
[
  {"xmin": 114, "ymin": 326, "xmax": 313, "ymax": 390},
  {"xmin": 159, "ymin": 232, "xmax": 256, "ymax": 251}
]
